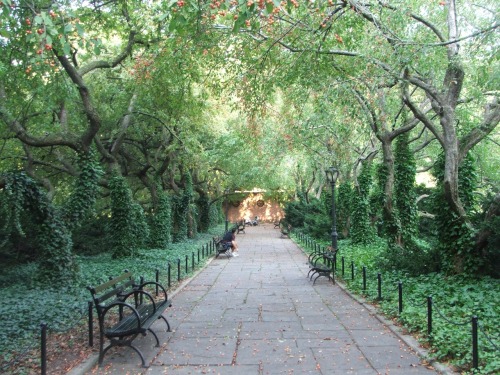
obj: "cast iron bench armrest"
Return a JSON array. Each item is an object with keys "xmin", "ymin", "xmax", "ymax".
[
  {"xmin": 119, "ymin": 288, "xmax": 158, "ymax": 313},
  {"xmin": 100, "ymin": 301, "xmax": 145, "ymax": 336},
  {"xmin": 137, "ymin": 281, "xmax": 172, "ymax": 308}
]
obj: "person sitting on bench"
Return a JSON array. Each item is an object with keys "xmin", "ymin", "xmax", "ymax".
[{"xmin": 222, "ymin": 227, "xmax": 239, "ymax": 257}]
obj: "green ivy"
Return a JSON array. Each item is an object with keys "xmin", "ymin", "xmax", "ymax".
[
  {"xmin": 197, "ymin": 195, "xmax": 210, "ymax": 232},
  {"xmin": 149, "ymin": 187, "xmax": 172, "ymax": 248},
  {"xmin": 375, "ymin": 162, "xmax": 401, "ymax": 242},
  {"xmin": 432, "ymin": 153, "xmax": 477, "ymax": 273},
  {"xmin": 337, "ymin": 182, "xmax": 353, "ymax": 239},
  {"xmin": 351, "ymin": 161, "xmax": 376, "ymax": 244},
  {"xmin": 394, "ymin": 132, "xmax": 418, "ymax": 243},
  {"xmin": 173, "ymin": 171, "xmax": 193, "ymax": 242},
  {"xmin": 1, "ymin": 172, "xmax": 76, "ymax": 281},
  {"xmin": 108, "ymin": 175, "xmax": 149, "ymax": 258},
  {"xmin": 61, "ymin": 151, "xmax": 103, "ymax": 231}
]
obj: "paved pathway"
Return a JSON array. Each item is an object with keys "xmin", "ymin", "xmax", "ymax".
[{"xmin": 86, "ymin": 224, "xmax": 444, "ymax": 375}]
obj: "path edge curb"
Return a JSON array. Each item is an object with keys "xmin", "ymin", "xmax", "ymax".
[{"xmin": 335, "ymin": 279, "xmax": 457, "ymax": 375}]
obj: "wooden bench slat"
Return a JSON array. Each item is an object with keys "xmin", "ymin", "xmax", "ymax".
[{"xmin": 90, "ymin": 271, "xmax": 133, "ymax": 294}]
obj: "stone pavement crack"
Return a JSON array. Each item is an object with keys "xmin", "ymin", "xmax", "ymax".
[{"xmin": 231, "ymin": 321, "xmax": 243, "ymax": 366}]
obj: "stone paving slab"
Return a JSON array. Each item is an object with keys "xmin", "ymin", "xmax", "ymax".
[{"xmin": 84, "ymin": 224, "xmax": 449, "ymax": 375}]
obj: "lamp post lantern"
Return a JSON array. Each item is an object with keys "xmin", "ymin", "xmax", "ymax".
[
  {"xmin": 325, "ymin": 167, "xmax": 339, "ymax": 252},
  {"xmin": 224, "ymin": 189, "xmax": 229, "ymax": 232}
]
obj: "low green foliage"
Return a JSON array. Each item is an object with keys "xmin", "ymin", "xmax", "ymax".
[{"xmin": 0, "ymin": 225, "xmax": 224, "ymax": 370}]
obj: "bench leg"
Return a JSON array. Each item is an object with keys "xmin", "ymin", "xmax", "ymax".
[
  {"xmin": 312, "ymin": 273, "xmax": 333, "ymax": 285},
  {"xmin": 147, "ymin": 327, "xmax": 160, "ymax": 347},
  {"xmin": 99, "ymin": 336, "xmax": 147, "ymax": 368},
  {"xmin": 158, "ymin": 314, "xmax": 172, "ymax": 332}
]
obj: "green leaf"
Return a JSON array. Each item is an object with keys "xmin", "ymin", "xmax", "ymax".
[
  {"xmin": 62, "ymin": 42, "xmax": 71, "ymax": 55},
  {"xmin": 75, "ymin": 23, "xmax": 84, "ymax": 36}
]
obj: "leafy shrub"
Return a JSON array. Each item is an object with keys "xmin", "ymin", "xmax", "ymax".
[
  {"xmin": 284, "ymin": 196, "xmax": 330, "ymax": 240},
  {"xmin": 0, "ymin": 225, "xmax": 224, "ymax": 372},
  {"xmin": 376, "ymin": 239, "xmax": 441, "ymax": 276},
  {"xmin": 72, "ymin": 215, "xmax": 110, "ymax": 255}
]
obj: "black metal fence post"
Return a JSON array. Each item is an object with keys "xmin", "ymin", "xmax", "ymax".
[
  {"xmin": 185, "ymin": 255, "xmax": 188, "ymax": 274},
  {"xmin": 168, "ymin": 262, "xmax": 171, "ymax": 288},
  {"xmin": 351, "ymin": 261, "xmax": 355, "ymax": 281},
  {"xmin": 198, "ymin": 248, "xmax": 200, "ymax": 263},
  {"xmin": 192, "ymin": 252, "xmax": 195, "ymax": 271},
  {"xmin": 139, "ymin": 276, "xmax": 145, "ymax": 304},
  {"xmin": 398, "ymin": 282, "xmax": 403, "ymax": 314},
  {"xmin": 362, "ymin": 266, "xmax": 367, "ymax": 292},
  {"xmin": 88, "ymin": 301, "xmax": 93, "ymax": 347},
  {"xmin": 331, "ymin": 254, "xmax": 335, "ymax": 284},
  {"xmin": 341, "ymin": 257, "xmax": 345, "ymax": 277},
  {"xmin": 427, "ymin": 296, "xmax": 433, "ymax": 337},
  {"xmin": 177, "ymin": 258, "xmax": 181, "ymax": 281},
  {"xmin": 155, "ymin": 269, "xmax": 159, "ymax": 296},
  {"xmin": 472, "ymin": 316, "xmax": 479, "ymax": 371},
  {"xmin": 41, "ymin": 323, "xmax": 47, "ymax": 375},
  {"xmin": 377, "ymin": 273, "xmax": 382, "ymax": 300}
]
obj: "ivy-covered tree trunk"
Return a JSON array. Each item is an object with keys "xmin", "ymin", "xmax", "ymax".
[
  {"xmin": 336, "ymin": 182, "xmax": 353, "ymax": 239},
  {"xmin": 197, "ymin": 194, "xmax": 210, "ymax": 232},
  {"xmin": 432, "ymin": 153, "xmax": 477, "ymax": 273},
  {"xmin": 109, "ymin": 175, "xmax": 149, "ymax": 258},
  {"xmin": 2, "ymin": 172, "xmax": 76, "ymax": 281},
  {"xmin": 351, "ymin": 162, "xmax": 376, "ymax": 244},
  {"xmin": 61, "ymin": 151, "xmax": 103, "ymax": 231},
  {"xmin": 173, "ymin": 171, "xmax": 193, "ymax": 242},
  {"xmin": 149, "ymin": 189, "xmax": 172, "ymax": 248},
  {"xmin": 394, "ymin": 133, "xmax": 418, "ymax": 245}
]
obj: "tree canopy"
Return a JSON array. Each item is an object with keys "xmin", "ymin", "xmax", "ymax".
[{"xmin": 0, "ymin": 0, "xmax": 499, "ymax": 278}]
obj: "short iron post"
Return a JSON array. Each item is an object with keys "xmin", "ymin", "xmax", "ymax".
[
  {"xmin": 168, "ymin": 262, "xmax": 171, "ymax": 288},
  {"xmin": 41, "ymin": 323, "xmax": 47, "ymax": 375},
  {"xmin": 331, "ymin": 253, "xmax": 336, "ymax": 284},
  {"xmin": 185, "ymin": 255, "xmax": 188, "ymax": 274},
  {"xmin": 140, "ymin": 276, "xmax": 144, "ymax": 304},
  {"xmin": 177, "ymin": 258, "xmax": 181, "ymax": 281},
  {"xmin": 398, "ymin": 282, "xmax": 403, "ymax": 314},
  {"xmin": 155, "ymin": 269, "xmax": 159, "ymax": 296},
  {"xmin": 198, "ymin": 248, "xmax": 200, "ymax": 262},
  {"xmin": 192, "ymin": 252, "xmax": 195, "ymax": 271},
  {"xmin": 427, "ymin": 296, "xmax": 433, "ymax": 337},
  {"xmin": 88, "ymin": 301, "xmax": 93, "ymax": 347},
  {"xmin": 362, "ymin": 266, "xmax": 367, "ymax": 292},
  {"xmin": 351, "ymin": 261, "xmax": 355, "ymax": 281},
  {"xmin": 341, "ymin": 256, "xmax": 345, "ymax": 277},
  {"xmin": 472, "ymin": 316, "xmax": 479, "ymax": 370},
  {"xmin": 377, "ymin": 273, "xmax": 382, "ymax": 300}
]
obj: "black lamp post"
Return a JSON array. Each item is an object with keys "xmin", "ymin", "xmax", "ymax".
[
  {"xmin": 224, "ymin": 189, "xmax": 229, "ymax": 232},
  {"xmin": 325, "ymin": 167, "xmax": 339, "ymax": 252}
]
